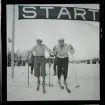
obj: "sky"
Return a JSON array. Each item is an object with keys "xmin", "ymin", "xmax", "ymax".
[{"xmin": 6, "ymin": 4, "xmax": 99, "ymax": 60}]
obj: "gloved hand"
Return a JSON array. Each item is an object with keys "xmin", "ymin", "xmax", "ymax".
[
  {"xmin": 50, "ymin": 54, "xmax": 54, "ymax": 57},
  {"xmin": 69, "ymin": 44, "xmax": 75, "ymax": 54},
  {"xmin": 70, "ymin": 50, "xmax": 75, "ymax": 54}
]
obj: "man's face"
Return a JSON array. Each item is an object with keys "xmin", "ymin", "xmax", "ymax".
[
  {"xmin": 59, "ymin": 40, "xmax": 64, "ymax": 47},
  {"xmin": 36, "ymin": 40, "xmax": 42, "ymax": 45}
]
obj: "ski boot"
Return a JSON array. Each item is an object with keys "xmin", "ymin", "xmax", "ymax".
[
  {"xmin": 53, "ymin": 72, "xmax": 56, "ymax": 76},
  {"xmin": 64, "ymin": 80, "xmax": 67, "ymax": 85},
  {"xmin": 42, "ymin": 81, "xmax": 46, "ymax": 93},
  {"xmin": 64, "ymin": 80, "xmax": 71, "ymax": 93},
  {"xmin": 31, "ymin": 71, "xmax": 33, "ymax": 74},
  {"xmin": 36, "ymin": 79, "xmax": 40, "ymax": 91},
  {"xmin": 58, "ymin": 79, "xmax": 64, "ymax": 89}
]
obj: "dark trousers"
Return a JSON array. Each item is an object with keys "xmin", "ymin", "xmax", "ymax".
[
  {"xmin": 57, "ymin": 57, "xmax": 68, "ymax": 81},
  {"xmin": 53, "ymin": 63, "xmax": 56, "ymax": 74},
  {"xmin": 31, "ymin": 63, "xmax": 34, "ymax": 72},
  {"xmin": 53, "ymin": 58, "xmax": 57, "ymax": 74}
]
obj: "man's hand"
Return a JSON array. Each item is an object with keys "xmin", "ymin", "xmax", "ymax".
[
  {"xmin": 52, "ymin": 51, "xmax": 56, "ymax": 55},
  {"xmin": 48, "ymin": 49, "xmax": 55, "ymax": 56},
  {"xmin": 50, "ymin": 54, "xmax": 54, "ymax": 57},
  {"xmin": 53, "ymin": 45, "xmax": 56, "ymax": 51},
  {"xmin": 70, "ymin": 50, "xmax": 75, "ymax": 54},
  {"xmin": 69, "ymin": 44, "xmax": 75, "ymax": 54}
]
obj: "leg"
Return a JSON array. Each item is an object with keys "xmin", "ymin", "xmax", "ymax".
[
  {"xmin": 57, "ymin": 58, "xmax": 63, "ymax": 82},
  {"xmin": 40, "ymin": 58, "xmax": 46, "ymax": 85},
  {"xmin": 31, "ymin": 64, "xmax": 33, "ymax": 74},
  {"xmin": 61, "ymin": 66, "xmax": 64, "ymax": 75},
  {"xmin": 53, "ymin": 61, "xmax": 56, "ymax": 75},
  {"xmin": 34, "ymin": 59, "xmax": 40, "ymax": 83},
  {"xmin": 54, "ymin": 58, "xmax": 58, "ymax": 75},
  {"xmin": 32, "ymin": 64, "xmax": 34, "ymax": 71},
  {"xmin": 40, "ymin": 58, "xmax": 47, "ymax": 93},
  {"xmin": 31, "ymin": 60, "xmax": 34, "ymax": 73},
  {"xmin": 63, "ymin": 57, "xmax": 69, "ymax": 82}
]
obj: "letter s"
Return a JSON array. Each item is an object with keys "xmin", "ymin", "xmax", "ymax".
[{"xmin": 22, "ymin": 6, "xmax": 37, "ymax": 18}]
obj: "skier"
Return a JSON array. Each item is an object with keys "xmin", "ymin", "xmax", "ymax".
[
  {"xmin": 28, "ymin": 37, "xmax": 53, "ymax": 93},
  {"xmin": 30, "ymin": 53, "xmax": 35, "ymax": 74},
  {"xmin": 51, "ymin": 50, "xmax": 64, "ymax": 76},
  {"xmin": 52, "ymin": 37, "xmax": 75, "ymax": 91}
]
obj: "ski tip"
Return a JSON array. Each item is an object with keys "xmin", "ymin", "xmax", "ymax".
[
  {"xmin": 62, "ymin": 87, "xmax": 64, "ymax": 89},
  {"xmin": 36, "ymin": 87, "xmax": 40, "ymax": 90},
  {"xmin": 68, "ymin": 89, "xmax": 71, "ymax": 93},
  {"xmin": 49, "ymin": 84, "xmax": 54, "ymax": 87},
  {"xmin": 26, "ymin": 86, "xmax": 31, "ymax": 88},
  {"xmin": 43, "ymin": 89, "xmax": 46, "ymax": 94},
  {"xmin": 75, "ymin": 85, "xmax": 80, "ymax": 88},
  {"xmin": 43, "ymin": 91, "xmax": 46, "ymax": 94}
]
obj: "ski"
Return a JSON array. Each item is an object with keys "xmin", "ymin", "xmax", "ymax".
[
  {"xmin": 42, "ymin": 81, "xmax": 46, "ymax": 94},
  {"xmin": 36, "ymin": 84, "xmax": 40, "ymax": 90},
  {"xmin": 36, "ymin": 82, "xmax": 40, "ymax": 91},
  {"xmin": 42, "ymin": 85, "xmax": 46, "ymax": 93},
  {"xmin": 64, "ymin": 82, "xmax": 71, "ymax": 93},
  {"xmin": 58, "ymin": 82, "xmax": 64, "ymax": 89}
]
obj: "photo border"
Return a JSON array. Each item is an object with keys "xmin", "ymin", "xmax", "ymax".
[{"xmin": 1, "ymin": 0, "xmax": 101, "ymax": 104}]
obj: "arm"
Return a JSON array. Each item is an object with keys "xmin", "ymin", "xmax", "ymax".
[
  {"xmin": 52, "ymin": 45, "xmax": 57, "ymax": 56},
  {"xmin": 49, "ymin": 45, "xmax": 57, "ymax": 57},
  {"xmin": 28, "ymin": 46, "xmax": 36, "ymax": 57},
  {"xmin": 50, "ymin": 53, "xmax": 55, "ymax": 57},
  {"xmin": 43, "ymin": 44, "xmax": 55, "ymax": 55},
  {"xmin": 68, "ymin": 44, "xmax": 75, "ymax": 54},
  {"xmin": 53, "ymin": 45, "xmax": 56, "ymax": 51}
]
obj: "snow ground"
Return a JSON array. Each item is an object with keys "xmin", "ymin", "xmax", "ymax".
[{"xmin": 7, "ymin": 63, "xmax": 100, "ymax": 101}]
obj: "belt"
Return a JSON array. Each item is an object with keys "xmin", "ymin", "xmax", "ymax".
[{"xmin": 35, "ymin": 56, "xmax": 44, "ymax": 57}]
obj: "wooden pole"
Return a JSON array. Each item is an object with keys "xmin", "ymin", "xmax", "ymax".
[
  {"xmin": 27, "ymin": 50, "xmax": 29, "ymax": 87},
  {"xmin": 11, "ymin": 5, "xmax": 15, "ymax": 79}
]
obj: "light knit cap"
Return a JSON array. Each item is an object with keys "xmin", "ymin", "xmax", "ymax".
[
  {"xmin": 36, "ymin": 36, "xmax": 43, "ymax": 42},
  {"xmin": 57, "ymin": 37, "xmax": 64, "ymax": 42}
]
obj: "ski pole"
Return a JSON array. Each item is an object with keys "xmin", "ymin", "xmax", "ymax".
[
  {"xmin": 48, "ymin": 54, "xmax": 55, "ymax": 87},
  {"xmin": 27, "ymin": 50, "xmax": 30, "ymax": 87},
  {"xmin": 28, "ymin": 62, "xmax": 29, "ymax": 87},
  {"xmin": 49, "ymin": 56, "xmax": 51, "ymax": 86},
  {"xmin": 71, "ymin": 54, "xmax": 80, "ymax": 88},
  {"xmin": 51, "ymin": 58, "xmax": 54, "ymax": 85}
]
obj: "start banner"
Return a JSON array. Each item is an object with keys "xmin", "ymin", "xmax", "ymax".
[{"xmin": 18, "ymin": 6, "xmax": 99, "ymax": 22}]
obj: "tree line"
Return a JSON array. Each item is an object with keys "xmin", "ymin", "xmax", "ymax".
[{"xmin": 7, "ymin": 51, "xmax": 100, "ymax": 67}]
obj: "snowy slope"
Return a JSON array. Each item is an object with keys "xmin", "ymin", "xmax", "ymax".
[{"xmin": 7, "ymin": 64, "xmax": 100, "ymax": 101}]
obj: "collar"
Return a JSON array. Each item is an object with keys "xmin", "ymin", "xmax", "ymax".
[
  {"xmin": 36, "ymin": 44, "xmax": 43, "ymax": 47},
  {"xmin": 58, "ymin": 43, "xmax": 65, "ymax": 48}
]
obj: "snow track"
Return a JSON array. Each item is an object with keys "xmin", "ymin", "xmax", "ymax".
[{"xmin": 7, "ymin": 64, "xmax": 100, "ymax": 100}]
